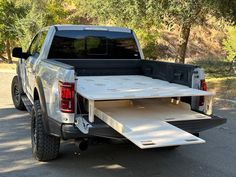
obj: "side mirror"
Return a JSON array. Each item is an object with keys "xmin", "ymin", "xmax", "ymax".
[{"xmin": 12, "ymin": 47, "xmax": 29, "ymax": 59}]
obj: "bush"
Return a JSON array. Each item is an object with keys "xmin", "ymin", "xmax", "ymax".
[
  {"xmin": 223, "ymin": 26, "xmax": 236, "ymax": 62},
  {"xmin": 190, "ymin": 59, "xmax": 234, "ymax": 78}
]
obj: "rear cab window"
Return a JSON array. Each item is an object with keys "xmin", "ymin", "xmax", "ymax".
[{"xmin": 48, "ymin": 30, "xmax": 140, "ymax": 59}]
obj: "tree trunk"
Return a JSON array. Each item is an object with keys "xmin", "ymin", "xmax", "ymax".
[
  {"xmin": 6, "ymin": 40, "xmax": 12, "ymax": 63},
  {"xmin": 176, "ymin": 23, "xmax": 191, "ymax": 64},
  {"xmin": 0, "ymin": 54, "xmax": 8, "ymax": 63}
]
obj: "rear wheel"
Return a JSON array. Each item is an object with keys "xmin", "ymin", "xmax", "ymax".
[
  {"xmin": 11, "ymin": 76, "xmax": 26, "ymax": 110},
  {"xmin": 31, "ymin": 100, "xmax": 60, "ymax": 161}
]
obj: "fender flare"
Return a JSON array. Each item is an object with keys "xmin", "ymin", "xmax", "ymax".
[{"xmin": 35, "ymin": 77, "xmax": 50, "ymax": 134}]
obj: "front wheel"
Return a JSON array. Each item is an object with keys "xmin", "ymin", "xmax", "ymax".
[
  {"xmin": 31, "ymin": 100, "xmax": 60, "ymax": 161},
  {"xmin": 11, "ymin": 76, "xmax": 26, "ymax": 110}
]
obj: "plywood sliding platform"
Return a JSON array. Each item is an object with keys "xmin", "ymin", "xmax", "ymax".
[
  {"xmin": 76, "ymin": 75, "xmax": 214, "ymax": 100},
  {"xmin": 94, "ymin": 99, "xmax": 206, "ymax": 148}
]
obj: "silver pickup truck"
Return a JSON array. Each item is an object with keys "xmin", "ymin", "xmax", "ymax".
[{"xmin": 11, "ymin": 25, "xmax": 226, "ymax": 161}]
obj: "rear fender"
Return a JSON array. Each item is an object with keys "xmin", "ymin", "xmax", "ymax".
[
  {"xmin": 34, "ymin": 76, "xmax": 62, "ymax": 137},
  {"xmin": 34, "ymin": 77, "xmax": 50, "ymax": 134}
]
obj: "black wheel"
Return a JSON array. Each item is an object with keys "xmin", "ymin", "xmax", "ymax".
[
  {"xmin": 11, "ymin": 76, "xmax": 26, "ymax": 110},
  {"xmin": 31, "ymin": 100, "xmax": 60, "ymax": 161}
]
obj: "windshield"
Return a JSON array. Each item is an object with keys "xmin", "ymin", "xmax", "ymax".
[{"xmin": 48, "ymin": 30, "xmax": 140, "ymax": 59}]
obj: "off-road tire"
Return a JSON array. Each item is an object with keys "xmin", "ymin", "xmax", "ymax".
[
  {"xmin": 31, "ymin": 100, "xmax": 60, "ymax": 161},
  {"xmin": 11, "ymin": 76, "xmax": 26, "ymax": 110}
]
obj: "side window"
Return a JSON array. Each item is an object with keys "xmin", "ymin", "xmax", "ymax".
[
  {"xmin": 28, "ymin": 31, "xmax": 47, "ymax": 56},
  {"xmin": 36, "ymin": 31, "xmax": 47, "ymax": 54},
  {"xmin": 29, "ymin": 34, "xmax": 40, "ymax": 56}
]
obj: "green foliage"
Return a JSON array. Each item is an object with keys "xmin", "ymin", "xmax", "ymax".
[
  {"xmin": 0, "ymin": 0, "xmax": 236, "ymax": 62},
  {"xmin": 44, "ymin": 0, "xmax": 69, "ymax": 25},
  {"xmin": 0, "ymin": 0, "xmax": 26, "ymax": 50},
  {"xmin": 0, "ymin": 33, "xmax": 5, "ymax": 53},
  {"xmin": 209, "ymin": 0, "xmax": 236, "ymax": 24},
  {"xmin": 223, "ymin": 27, "xmax": 236, "ymax": 62},
  {"xmin": 14, "ymin": 2, "xmax": 44, "ymax": 50},
  {"xmin": 135, "ymin": 28, "xmax": 159, "ymax": 59},
  {"xmin": 74, "ymin": 0, "xmax": 163, "ymax": 58}
]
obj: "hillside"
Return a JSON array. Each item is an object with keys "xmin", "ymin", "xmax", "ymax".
[{"xmin": 142, "ymin": 25, "xmax": 227, "ymax": 61}]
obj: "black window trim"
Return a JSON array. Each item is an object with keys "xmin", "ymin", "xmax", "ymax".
[{"xmin": 27, "ymin": 33, "xmax": 40, "ymax": 56}]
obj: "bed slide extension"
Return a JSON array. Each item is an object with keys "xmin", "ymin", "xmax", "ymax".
[{"xmin": 75, "ymin": 75, "xmax": 225, "ymax": 149}]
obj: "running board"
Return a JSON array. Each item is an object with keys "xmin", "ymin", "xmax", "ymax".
[
  {"xmin": 22, "ymin": 95, "xmax": 33, "ymax": 114},
  {"xmin": 94, "ymin": 100, "xmax": 205, "ymax": 149}
]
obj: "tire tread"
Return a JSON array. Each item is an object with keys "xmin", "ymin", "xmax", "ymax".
[{"xmin": 32, "ymin": 100, "xmax": 60, "ymax": 161}]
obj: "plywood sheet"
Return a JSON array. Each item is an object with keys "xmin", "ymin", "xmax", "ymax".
[
  {"xmin": 77, "ymin": 75, "xmax": 214, "ymax": 100},
  {"xmin": 94, "ymin": 99, "xmax": 206, "ymax": 148}
]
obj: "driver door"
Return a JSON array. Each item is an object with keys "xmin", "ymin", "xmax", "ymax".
[
  {"xmin": 24, "ymin": 33, "xmax": 40, "ymax": 99},
  {"xmin": 25, "ymin": 31, "xmax": 48, "ymax": 100}
]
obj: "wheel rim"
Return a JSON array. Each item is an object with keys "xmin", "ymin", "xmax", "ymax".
[{"xmin": 13, "ymin": 84, "xmax": 20, "ymax": 104}]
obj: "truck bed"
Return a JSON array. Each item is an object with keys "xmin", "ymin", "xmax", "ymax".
[{"xmin": 53, "ymin": 59, "xmax": 217, "ymax": 149}]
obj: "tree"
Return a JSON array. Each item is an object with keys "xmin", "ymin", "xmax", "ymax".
[
  {"xmin": 74, "ymin": 0, "xmax": 219, "ymax": 63},
  {"xmin": 1, "ymin": 0, "xmax": 236, "ymax": 64},
  {"xmin": 209, "ymin": 0, "xmax": 236, "ymax": 23},
  {"xmin": 0, "ymin": 0, "xmax": 26, "ymax": 63},
  {"xmin": 14, "ymin": 2, "xmax": 44, "ymax": 50},
  {"xmin": 74, "ymin": 0, "xmax": 164, "ymax": 58},
  {"xmin": 164, "ymin": 0, "xmax": 207, "ymax": 63}
]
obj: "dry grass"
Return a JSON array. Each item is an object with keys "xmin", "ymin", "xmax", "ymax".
[
  {"xmin": 207, "ymin": 77, "xmax": 236, "ymax": 100},
  {"xmin": 0, "ymin": 62, "xmax": 17, "ymax": 71},
  {"xmin": 0, "ymin": 58, "xmax": 17, "ymax": 71},
  {"xmin": 149, "ymin": 23, "xmax": 227, "ymax": 60}
]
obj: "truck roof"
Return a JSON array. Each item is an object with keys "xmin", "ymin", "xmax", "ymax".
[{"xmin": 52, "ymin": 24, "xmax": 131, "ymax": 33}]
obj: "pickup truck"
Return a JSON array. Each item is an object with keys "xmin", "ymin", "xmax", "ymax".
[{"xmin": 11, "ymin": 25, "xmax": 226, "ymax": 161}]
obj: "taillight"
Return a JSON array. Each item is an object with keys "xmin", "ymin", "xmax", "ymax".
[
  {"xmin": 200, "ymin": 79, "xmax": 207, "ymax": 91},
  {"xmin": 199, "ymin": 79, "xmax": 207, "ymax": 106},
  {"xmin": 59, "ymin": 82, "xmax": 75, "ymax": 113}
]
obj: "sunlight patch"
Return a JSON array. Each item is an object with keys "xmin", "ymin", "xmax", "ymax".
[{"xmin": 92, "ymin": 164, "xmax": 126, "ymax": 170}]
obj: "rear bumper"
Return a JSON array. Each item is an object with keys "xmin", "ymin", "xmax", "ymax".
[
  {"xmin": 61, "ymin": 123, "xmax": 123, "ymax": 140},
  {"xmin": 169, "ymin": 115, "xmax": 227, "ymax": 133},
  {"xmin": 60, "ymin": 115, "xmax": 226, "ymax": 140}
]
